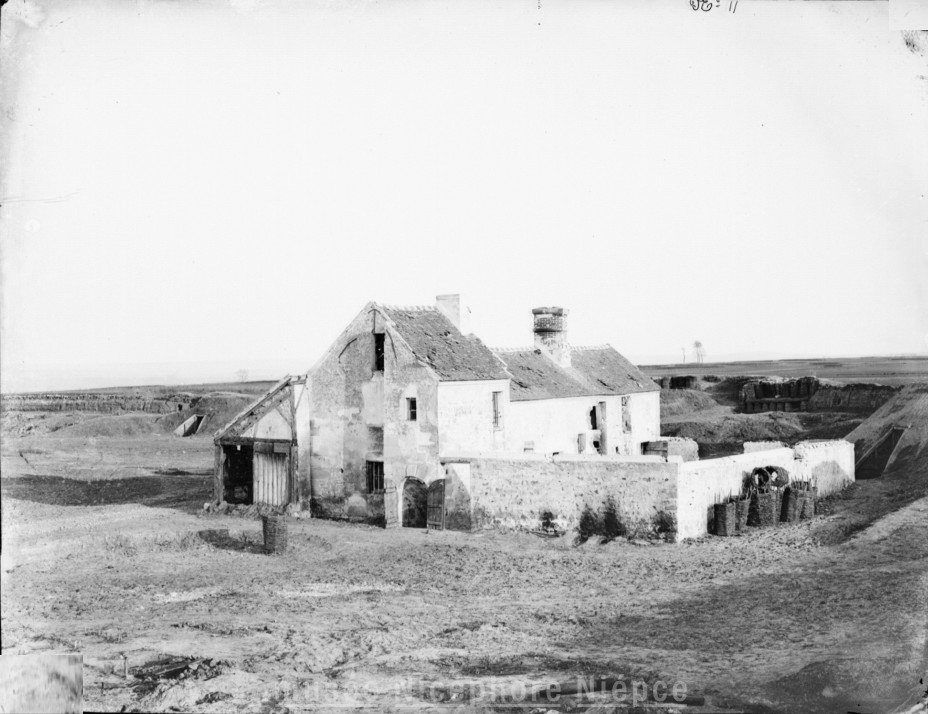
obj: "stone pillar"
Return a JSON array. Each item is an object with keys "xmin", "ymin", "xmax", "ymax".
[{"xmin": 384, "ymin": 482, "xmax": 400, "ymax": 528}]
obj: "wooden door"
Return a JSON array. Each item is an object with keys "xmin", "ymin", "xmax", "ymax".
[
  {"xmin": 253, "ymin": 442, "xmax": 290, "ymax": 506},
  {"xmin": 426, "ymin": 480, "xmax": 445, "ymax": 531}
]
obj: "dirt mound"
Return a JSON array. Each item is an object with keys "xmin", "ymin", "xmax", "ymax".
[
  {"xmin": 54, "ymin": 414, "xmax": 170, "ymax": 438},
  {"xmin": 1, "ymin": 411, "xmax": 104, "ymax": 438},
  {"xmin": 807, "ymin": 382, "xmax": 899, "ymax": 413},
  {"xmin": 186, "ymin": 392, "xmax": 255, "ymax": 437},
  {"xmin": 658, "ymin": 389, "xmax": 723, "ymax": 418},
  {"xmin": 811, "ymin": 387, "xmax": 928, "ymax": 545},
  {"xmin": 845, "ymin": 385, "xmax": 928, "ymax": 476},
  {"xmin": 662, "ymin": 411, "xmax": 807, "ymax": 457},
  {"xmin": 701, "ymin": 376, "xmax": 760, "ymax": 409},
  {"xmin": 662, "ymin": 411, "xmax": 805, "ymax": 443},
  {"xmin": 11, "ymin": 392, "xmax": 256, "ymax": 440}
]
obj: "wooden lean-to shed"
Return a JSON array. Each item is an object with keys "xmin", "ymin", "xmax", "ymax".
[{"xmin": 213, "ymin": 375, "xmax": 307, "ymax": 507}]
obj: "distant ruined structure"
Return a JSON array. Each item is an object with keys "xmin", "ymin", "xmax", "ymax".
[{"xmin": 741, "ymin": 378, "xmax": 898, "ymax": 414}]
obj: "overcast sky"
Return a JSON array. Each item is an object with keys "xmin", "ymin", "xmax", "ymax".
[{"xmin": 1, "ymin": 0, "xmax": 926, "ymax": 392}]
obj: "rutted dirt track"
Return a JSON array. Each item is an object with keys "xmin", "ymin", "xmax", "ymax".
[{"xmin": 2, "ymin": 465, "xmax": 927, "ymax": 713}]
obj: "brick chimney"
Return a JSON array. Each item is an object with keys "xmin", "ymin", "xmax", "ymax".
[
  {"xmin": 533, "ymin": 306, "xmax": 570, "ymax": 367},
  {"xmin": 436, "ymin": 294, "xmax": 471, "ymax": 334}
]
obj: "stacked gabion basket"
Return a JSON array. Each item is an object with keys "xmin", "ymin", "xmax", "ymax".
[
  {"xmin": 262, "ymin": 514, "xmax": 288, "ymax": 555},
  {"xmin": 714, "ymin": 467, "xmax": 818, "ymax": 537}
]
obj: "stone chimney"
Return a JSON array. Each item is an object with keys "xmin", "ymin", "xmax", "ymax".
[
  {"xmin": 533, "ymin": 306, "xmax": 570, "ymax": 367},
  {"xmin": 436, "ymin": 294, "xmax": 471, "ymax": 334}
]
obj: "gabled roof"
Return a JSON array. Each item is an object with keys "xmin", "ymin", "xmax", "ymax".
[
  {"xmin": 379, "ymin": 306, "xmax": 510, "ymax": 382},
  {"xmin": 570, "ymin": 345, "xmax": 658, "ymax": 396},
  {"xmin": 213, "ymin": 375, "xmax": 302, "ymax": 442},
  {"xmin": 495, "ymin": 345, "xmax": 658, "ymax": 401}
]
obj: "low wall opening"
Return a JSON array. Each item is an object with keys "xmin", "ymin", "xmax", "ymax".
[
  {"xmin": 174, "ymin": 414, "xmax": 205, "ymax": 437},
  {"xmin": 855, "ymin": 427, "xmax": 907, "ymax": 479},
  {"xmin": 402, "ymin": 478, "xmax": 427, "ymax": 527}
]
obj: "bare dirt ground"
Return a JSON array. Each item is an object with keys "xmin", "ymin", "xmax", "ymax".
[
  {"xmin": 2, "ymin": 368, "xmax": 927, "ymax": 713},
  {"xmin": 1, "ymin": 483, "xmax": 926, "ymax": 713},
  {"xmin": 0, "ymin": 653, "xmax": 82, "ymax": 714}
]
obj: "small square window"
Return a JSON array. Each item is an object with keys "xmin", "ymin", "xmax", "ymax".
[
  {"xmin": 366, "ymin": 460, "xmax": 384, "ymax": 493},
  {"xmin": 407, "ymin": 398, "xmax": 417, "ymax": 421}
]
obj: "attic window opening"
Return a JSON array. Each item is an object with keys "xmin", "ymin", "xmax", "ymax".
[
  {"xmin": 374, "ymin": 333, "xmax": 385, "ymax": 372},
  {"xmin": 407, "ymin": 398, "xmax": 417, "ymax": 421},
  {"xmin": 366, "ymin": 460, "xmax": 385, "ymax": 493}
]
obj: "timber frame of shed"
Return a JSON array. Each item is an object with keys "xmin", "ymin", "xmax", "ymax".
[{"xmin": 212, "ymin": 375, "xmax": 306, "ymax": 508}]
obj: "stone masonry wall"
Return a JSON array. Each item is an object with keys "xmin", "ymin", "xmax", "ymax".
[
  {"xmin": 444, "ymin": 454, "xmax": 677, "ymax": 537},
  {"xmin": 676, "ymin": 448, "xmax": 795, "ymax": 540},
  {"xmin": 675, "ymin": 440, "xmax": 854, "ymax": 540},
  {"xmin": 792, "ymin": 440, "xmax": 855, "ymax": 497}
]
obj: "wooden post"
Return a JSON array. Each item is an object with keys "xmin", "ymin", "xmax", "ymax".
[
  {"xmin": 290, "ymin": 445, "xmax": 298, "ymax": 507},
  {"xmin": 214, "ymin": 445, "xmax": 226, "ymax": 503},
  {"xmin": 288, "ymin": 381, "xmax": 298, "ymax": 507}
]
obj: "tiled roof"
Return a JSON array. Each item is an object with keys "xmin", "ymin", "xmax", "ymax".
[
  {"xmin": 496, "ymin": 345, "xmax": 658, "ymax": 401},
  {"xmin": 380, "ymin": 306, "xmax": 510, "ymax": 382},
  {"xmin": 570, "ymin": 346, "xmax": 659, "ymax": 396}
]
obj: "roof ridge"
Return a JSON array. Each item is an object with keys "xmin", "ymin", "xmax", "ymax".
[
  {"xmin": 572, "ymin": 344, "xmax": 614, "ymax": 351},
  {"xmin": 381, "ymin": 304, "xmax": 438, "ymax": 312},
  {"xmin": 492, "ymin": 346, "xmax": 537, "ymax": 354}
]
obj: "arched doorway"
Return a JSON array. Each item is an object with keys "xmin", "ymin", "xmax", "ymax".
[{"xmin": 402, "ymin": 478, "xmax": 427, "ymax": 527}]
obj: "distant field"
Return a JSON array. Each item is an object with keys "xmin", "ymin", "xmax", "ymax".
[
  {"xmin": 642, "ymin": 355, "xmax": 928, "ymax": 386},
  {"xmin": 4, "ymin": 380, "xmax": 279, "ymax": 398},
  {"xmin": 73, "ymin": 380, "xmax": 279, "ymax": 397}
]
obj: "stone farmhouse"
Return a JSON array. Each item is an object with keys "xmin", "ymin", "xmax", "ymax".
[{"xmin": 213, "ymin": 295, "xmax": 855, "ymax": 539}]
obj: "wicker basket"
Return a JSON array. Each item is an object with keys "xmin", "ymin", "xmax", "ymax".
[
  {"xmin": 262, "ymin": 515, "xmax": 288, "ymax": 555},
  {"xmin": 799, "ymin": 487, "xmax": 817, "ymax": 520},
  {"xmin": 735, "ymin": 496, "xmax": 752, "ymax": 531},
  {"xmin": 755, "ymin": 491, "xmax": 779, "ymax": 528},
  {"xmin": 713, "ymin": 502, "xmax": 737, "ymax": 537},
  {"xmin": 781, "ymin": 487, "xmax": 803, "ymax": 523}
]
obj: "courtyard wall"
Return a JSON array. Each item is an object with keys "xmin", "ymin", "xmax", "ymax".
[
  {"xmin": 443, "ymin": 439, "xmax": 854, "ymax": 542},
  {"xmin": 792, "ymin": 440, "xmax": 855, "ymax": 496},
  {"xmin": 442, "ymin": 453, "xmax": 677, "ymax": 535}
]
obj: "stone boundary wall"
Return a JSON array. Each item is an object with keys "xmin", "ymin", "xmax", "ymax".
[
  {"xmin": 676, "ymin": 448, "xmax": 795, "ymax": 541},
  {"xmin": 792, "ymin": 440, "xmax": 855, "ymax": 496},
  {"xmin": 442, "ymin": 453, "xmax": 677, "ymax": 536},
  {"xmin": 676, "ymin": 440, "xmax": 854, "ymax": 540},
  {"xmin": 644, "ymin": 437, "xmax": 699, "ymax": 462},
  {"xmin": 743, "ymin": 441, "xmax": 787, "ymax": 453},
  {"xmin": 442, "ymin": 440, "xmax": 854, "ymax": 542}
]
